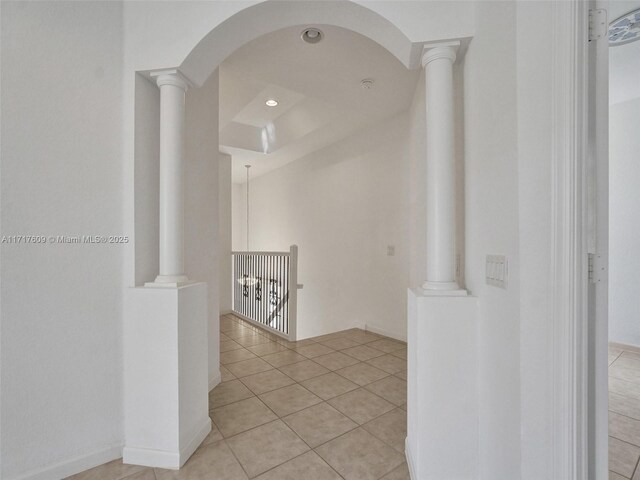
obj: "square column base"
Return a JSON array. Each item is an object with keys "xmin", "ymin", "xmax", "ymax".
[
  {"xmin": 123, "ymin": 282, "xmax": 210, "ymax": 469},
  {"xmin": 406, "ymin": 288, "xmax": 478, "ymax": 480}
]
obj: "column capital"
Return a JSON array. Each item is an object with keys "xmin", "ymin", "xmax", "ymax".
[
  {"xmin": 150, "ymin": 69, "xmax": 192, "ymax": 91},
  {"xmin": 421, "ymin": 41, "xmax": 460, "ymax": 68}
]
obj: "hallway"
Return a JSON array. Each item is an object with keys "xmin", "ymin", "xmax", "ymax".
[
  {"xmin": 609, "ymin": 343, "xmax": 640, "ymax": 479},
  {"xmin": 69, "ymin": 315, "xmax": 409, "ymax": 480}
]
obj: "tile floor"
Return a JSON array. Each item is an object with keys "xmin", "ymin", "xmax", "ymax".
[
  {"xmin": 609, "ymin": 343, "xmax": 640, "ymax": 479},
  {"xmin": 69, "ymin": 314, "xmax": 409, "ymax": 480}
]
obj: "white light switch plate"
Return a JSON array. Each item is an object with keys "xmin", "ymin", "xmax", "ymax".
[{"xmin": 486, "ymin": 255, "xmax": 508, "ymax": 289}]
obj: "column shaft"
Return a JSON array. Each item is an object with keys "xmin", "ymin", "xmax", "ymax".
[
  {"xmin": 153, "ymin": 72, "xmax": 189, "ymax": 285},
  {"xmin": 422, "ymin": 45, "xmax": 462, "ymax": 293}
]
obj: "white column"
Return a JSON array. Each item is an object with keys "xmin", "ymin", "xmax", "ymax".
[
  {"xmin": 150, "ymin": 70, "xmax": 189, "ymax": 286},
  {"xmin": 421, "ymin": 42, "xmax": 464, "ymax": 294}
]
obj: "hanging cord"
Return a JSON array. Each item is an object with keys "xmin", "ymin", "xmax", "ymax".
[{"xmin": 245, "ymin": 165, "xmax": 251, "ymax": 250}]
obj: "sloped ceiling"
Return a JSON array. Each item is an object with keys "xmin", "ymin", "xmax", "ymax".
[{"xmin": 219, "ymin": 24, "xmax": 419, "ymax": 183}]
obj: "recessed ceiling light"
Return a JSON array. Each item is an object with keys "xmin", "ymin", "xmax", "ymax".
[
  {"xmin": 301, "ymin": 28, "xmax": 323, "ymax": 44},
  {"xmin": 265, "ymin": 99, "xmax": 279, "ymax": 107}
]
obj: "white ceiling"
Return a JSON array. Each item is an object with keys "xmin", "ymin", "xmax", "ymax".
[
  {"xmin": 218, "ymin": 25, "xmax": 419, "ymax": 183},
  {"xmin": 610, "ymin": 1, "xmax": 640, "ymax": 105}
]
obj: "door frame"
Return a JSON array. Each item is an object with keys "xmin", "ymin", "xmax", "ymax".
[{"xmin": 550, "ymin": 0, "xmax": 609, "ymax": 478}]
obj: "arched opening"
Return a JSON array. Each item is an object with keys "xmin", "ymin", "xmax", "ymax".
[{"xmin": 125, "ymin": 1, "xmax": 470, "ymax": 476}]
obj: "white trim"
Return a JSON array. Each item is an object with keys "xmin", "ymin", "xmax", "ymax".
[
  {"xmin": 405, "ymin": 437, "xmax": 417, "ymax": 480},
  {"xmin": 209, "ymin": 370, "xmax": 221, "ymax": 392},
  {"xmin": 219, "ymin": 309, "xmax": 233, "ymax": 316},
  {"xmin": 8, "ymin": 444, "xmax": 123, "ymax": 480},
  {"xmin": 550, "ymin": 1, "xmax": 590, "ymax": 478},
  {"xmin": 122, "ymin": 417, "xmax": 211, "ymax": 470},
  {"xmin": 365, "ymin": 324, "xmax": 407, "ymax": 342}
]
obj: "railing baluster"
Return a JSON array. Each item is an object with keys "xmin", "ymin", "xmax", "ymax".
[{"xmin": 230, "ymin": 247, "xmax": 297, "ymax": 341}]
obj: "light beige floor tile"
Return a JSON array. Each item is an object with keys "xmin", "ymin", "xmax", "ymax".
[
  {"xmin": 312, "ymin": 331, "xmax": 353, "ymax": 342},
  {"xmin": 611, "ymin": 354, "xmax": 640, "ymax": 385},
  {"xmin": 254, "ymin": 451, "xmax": 342, "ymax": 480},
  {"xmin": 294, "ymin": 343, "xmax": 336, "ymax": 358},
  {"xmin": 313, "ymin": 352, "xmax": 361, "ymax": 371},
  {"xmin": 211, "ymin": 397, "xmax": 277, "ymax": 437},
  {"xmin": 366, "ymin": 355, "xmax": 406, "ymax": 375},
  {"xmin": 66, "ymin": 459, "xmax": 147, "ymax": 480},
  {"xmin": 610, "ymin": 412, "xmax": 640, "ymax": 447},
  {"xmin": 395, "ymin": 370, "xmax": 407, "ymax": 381},
  {"xmin": 364, "ymin": 376, "xmax": 406, "ymax": 406},
  {"xmin": 220, "ymin": 340, "xmax": 243, "ymax": 353},
  {"xmin": 335, "ymin": 362, "xmax": 389, "ymax": 386},
  {"xmin": 247, "ymin": 342, "xmax": 290, "ymax": 356},
  {"xmin": 609, "ymin": 472, "xmax": 628, "ymax": 480},
  {"xmin": 209, "ymin": 379, "xmax": 254, "ymax": 409},
  {"xmin": 367, "ymin": 339, "xmax": 406, "ymax": 354},
  {"xmin": 611, "ymin": 354, "xmax": 623, "ymax": 366},
  {"xmin": 279, "ymin": 359, "xmax": 330, "ymax": 382},
  {"xmin": 199, "ymin": 423, "xmax": 223, "ymax": 448},
  {"xmin": 283, "ymin": 402, "xmax": 357, "ymax": 447},
  {"xmin": 301, "ymin": 372, "xmax": 360, "ymax": 400},
  {"xmin": 342, "ymin": 331, "xmax": 382, "ymax": 345},
  {"xmin": 226, "ymin": 420, "xmax": 309, "ymax": 478},
  {"xmin": 362, "ymin": 408, "xmax": 406, "ymax": 452},
  {"xmin": 610, "ymin": 436, "xmax": 640, "ymax": 478},
  {"xmin": 224, "ymin": 328, "xmax": 257, "ymax": 340},
  {"xmin": 155, "ymin": 441, "xmax": 248, "ymax": 480},
  {"xmin": 225, "ymin": 357, "xmax": 273, "ymax": 378},
  {"xmin": 341, "ymin": 345, "xmax": 386, "ymax": 362},
  {"xmin": 390, "ymin": 348, "xmax": 407, "ymax": 360},
  {"xmin": 240, "ymin": 368, "xmax": 295, "ymax": 395},
  {"xmin": 328, "ymin": 388, "xmax": 395, "ymax": 425},
  {"xmin": 262, "ymin": 350, "xmax": 307, "ymax": 367},
  {"xmin": 381, "ymin": 462, "xmax": 411, "ymax": 480},
  {"xmin": 259, "ymin": 384, "xmax": 322, "ymax": 417},
  {"xmin": 611, "ymin": 392, "xmax": 640, "ymax": 421},
  {"xmin": 220, "ymin": 365, "xmax": 236, "ymax": 382},
  {"xmin": 316, "ymin": 428, "xmax": 404, "ymax": 480},
  {"xmin": 611, "ymin": 377, "xmax": 640, "ymax": 402},
  {"xmin": 276, "ymin": 338, "xmax": 318, "ymax": 348},
  {"xmin": 234, "ymin": 335, "xmax": 272, "ymax": 347},
  {"xmin": 320, "ymin": 337, "xmax": 362, "ymax": 350},
  {"xmin": 122, "ymin": 471, "xmax": 156, "ymax": 480},
  {"xmin": 220, "ymin": 348, "xmax": 257, "ymax": 365}
]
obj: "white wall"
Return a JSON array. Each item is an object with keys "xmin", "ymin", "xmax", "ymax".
[
  {"xmin": 0, "ymin": 2, "xmax": 125, "ymax": 478},
  {"xmin": 463, "ymin": 2, "xmax": 522, "ymax": 478},
  {"xmin": 219, "ymin": 153, "xmax": 233, "ymax": 314},
  {"xmin": 184, "ymin": 70, "xmax": 221, "ymax": 387},
  {"xmin": 609, "ymin": 97, "xmax": 640, "ymax": 347},
  {"xmin": 232, "ymin": 114, "xmax": 410, "ymax": 340}
]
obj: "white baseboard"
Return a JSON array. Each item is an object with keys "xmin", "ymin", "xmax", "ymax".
[
  {"xmin": 123, "ymin": 417, "xmax": 211, "ymax": 470},
  {"xmin": 405, "ymin": 437, "xmax": 417, "ymax": 480},
  {"xmin": 179, "ymin": 417, "xmax": 211, "ymax": 466},
  {"xmin": 220, "ymin": 309, "xmax": 233, "ymax": 316},
  {"xmin": 366, "ymin": 324, "xmax": 407, "ymax": 342},
  {"xmin": 209, "ymin": 370, "xmax": 222, "ymax": 392},
  {"xmin": 8, "ymin": 444, "xmax": 123, "ymax": 480}
]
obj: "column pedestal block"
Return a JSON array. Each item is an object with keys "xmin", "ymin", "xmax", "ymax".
[
  {"xmin": 123, "ymin": 282, "xmax": 210, "ymax": 469},
  {"xmin": 406, "ymin": 289, "xmax": 478, "ymax": 479}
]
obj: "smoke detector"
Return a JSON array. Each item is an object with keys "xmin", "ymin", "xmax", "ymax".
[
  {"xmin": 301, "ymin": 28, "xmax": 323, "ymax": 44},
  {"xmin": 609, "ymin": 9, "xmax": 640, "ymax": 46},
  {"xmin": 360, "ymin": 79, "xmax": 375, "ymax": 90}
]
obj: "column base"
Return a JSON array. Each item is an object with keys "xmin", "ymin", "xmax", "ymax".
[
  {"xmin": 421, "ymin": 280, "xmax": 467, "ymax": 296},
  {"xmin": 407, "ymin": 289, "xmax": 478, "ymax": 479},
  {"xmin": 145, "ymin": 274, "xmax": 190, "ymax": 288}
]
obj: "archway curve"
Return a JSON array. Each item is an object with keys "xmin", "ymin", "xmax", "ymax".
[{"xmin": 179, "ymin": 0, "xmax": 421, "ymax": 87}]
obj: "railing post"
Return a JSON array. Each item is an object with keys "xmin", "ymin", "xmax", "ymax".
[{"xmin": 288, "ymin": 245, "xmax": 298, "ymax": 341}]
